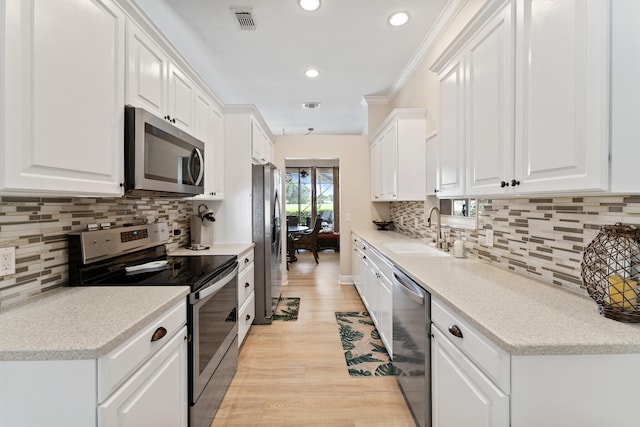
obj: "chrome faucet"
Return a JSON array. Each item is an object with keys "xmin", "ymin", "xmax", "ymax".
[{"xmin": 428, "ymin": 206, "xmax": 448, "ymax": 251}]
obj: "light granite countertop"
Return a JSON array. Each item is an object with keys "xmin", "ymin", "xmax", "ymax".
[
  {"xmin": 169, "ymin": 242, "xmax": 254, "ymax": 257},
  {"xmin": 0, "ymin": 286, "xmax": 189, "ymax": 361},
  {"xmin": 352, "ymin": 228, "xmax": 640, "ymax": 356}
]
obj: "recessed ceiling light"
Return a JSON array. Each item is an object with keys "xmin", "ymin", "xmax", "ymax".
[
  {"xmin": 305, "ymin": 69, "xmax": 319, "ymax": 78},
  {"xmin": 299, "ymin": 0, "xmax": 320, "ymax": 12},
  {"xmin": 389, "ymin": 11, "xmax": 410, "ymax": 27}
]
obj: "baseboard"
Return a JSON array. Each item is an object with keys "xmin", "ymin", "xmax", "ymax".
[{"xmin": 339, "ymin": 275, "xmax": 354, "ymax": 285}]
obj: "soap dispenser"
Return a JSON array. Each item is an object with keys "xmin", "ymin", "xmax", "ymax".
[{"xmin": 453, "ymin": 232, "xmax": 465, "ymax": 258}]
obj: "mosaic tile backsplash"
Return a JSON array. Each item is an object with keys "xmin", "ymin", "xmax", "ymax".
[
  {"xmin": 0, "ymin": 196, "xmax": 194, "ymax": 308},
  {"xmin": 390, "ymin": 196, "xmax": 640, "ymax": 297}
]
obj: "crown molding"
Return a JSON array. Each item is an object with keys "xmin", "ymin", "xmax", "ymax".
[{"xmin": 388, "ymin": 0, "xmax": 467, "ymax": 101}]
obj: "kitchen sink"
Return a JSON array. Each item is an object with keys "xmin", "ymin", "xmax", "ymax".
[{"xmin": 384, "ymin": 242, "xmax": 450, "ymax": 256}]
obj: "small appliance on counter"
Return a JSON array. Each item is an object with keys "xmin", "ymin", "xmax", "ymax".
[{"xmin": 190, "ymin": 204, "xmax": 216, "ymax": 249}]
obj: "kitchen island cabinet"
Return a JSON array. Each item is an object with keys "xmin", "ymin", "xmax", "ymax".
[
  {"xmin": 351, "ymin": 228, "xmax": 640, "ymax": 426},
  {"xmin": 0, "ymin": 286, "xmax": 189, "ymax": 427}
]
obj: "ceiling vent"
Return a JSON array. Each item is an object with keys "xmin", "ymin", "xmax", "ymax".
[
  {"xmin": 302, "ymin": 102, "xmax": 321, "ymax": 109},
  {"xmin": 231, "ymin": 8, "xmax": 256, "ymax": 31}
]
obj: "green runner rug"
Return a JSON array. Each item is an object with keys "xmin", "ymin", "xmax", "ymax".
[
  {"xmin": 335, "ymin": 311, "xmax": 397, "ymax": 376},
  {"xmin": 272, "ymin": 297, "xmax": 300, "ymax": 321}
]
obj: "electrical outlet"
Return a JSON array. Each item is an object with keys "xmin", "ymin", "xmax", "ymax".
[
  {"xmin": 485, "ymin": 229, "xmax": 494, "ymax": 247},
  {"xmin": 0, "ymin": 247, "xmax": 16, "ymax": 276}
]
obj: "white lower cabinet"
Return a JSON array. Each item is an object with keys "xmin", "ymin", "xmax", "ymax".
[
  {"xmin": 0, "ymin": 300, "xmax": 188, "ymax": 427},
  {"xmin": 238, "ymin": 293, "xmax": 256, "ymax": 346},
  {"xmin": 351, "ymin": 233, "xmax": 393, "ymax": 355},
  {"xmin": 431, "ymin": 297, "xmax": 510, "ymax": 427},
  {"xmin": 375, "ymin": 270, "xmax": 393, "ymax": 356},
  {"xmin": 432, "ymin": 326, "xmax": 509, "ymax": 427},
  {"xmin": 237, "ymin": 247, "xmax": 255, "ymax": 347},
  {"xmin": 98, "ymin": 326, "xmax": 188, "ymax": 427}
]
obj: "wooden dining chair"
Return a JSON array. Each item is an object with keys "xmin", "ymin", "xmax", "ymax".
[{"xmin": 291, "ymin": 217, "xmax": 323, "ymax": 263}]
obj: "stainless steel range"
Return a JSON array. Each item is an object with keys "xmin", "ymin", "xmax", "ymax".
[{"xmin": 68, "ymin": 223, "xmax": 238, "ymax": 427}]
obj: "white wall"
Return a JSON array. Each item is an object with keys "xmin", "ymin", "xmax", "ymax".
[{"xmin": 274, "ymin": 135, "xmax": 378, "ymax": 283}]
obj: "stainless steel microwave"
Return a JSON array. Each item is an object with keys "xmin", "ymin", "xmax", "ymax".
[{"xmin": 124, "ymin": 106, "xmax": 205, "ymax": 196}]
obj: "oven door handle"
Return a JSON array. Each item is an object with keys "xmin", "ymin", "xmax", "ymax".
[{"xmin": 192, "ymin": 265, "xmax": 239, "ymax": 302}]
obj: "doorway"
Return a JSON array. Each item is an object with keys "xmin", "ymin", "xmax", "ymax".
[{"xmin": 284, "ymin": 161, "xmax": 339, "ymax": 234}]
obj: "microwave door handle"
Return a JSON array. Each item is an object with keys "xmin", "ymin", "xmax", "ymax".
[{"xmin": 188, "ymin": 147, "xmax": 204, "ymax": 186}]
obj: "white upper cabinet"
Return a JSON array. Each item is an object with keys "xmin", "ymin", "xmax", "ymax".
[
  {"xmin": 426, "ymin": 132, "xmax": 440, "ymax": 196},
  {"xmin": 251, "ymin": 119, "xmax": 273, "ymax": 165},
  {"xmin": 193, "ymin": 89, "xmax": 224, "ymax": 200},
  {"xmin": 371, "ymin": 125, "xmax": 398, "ymax": 201},
  {"xmin": 514, "ymin": 0, "xmax": 609, "ymax": 193},
  {"xmin": 465, "ymin": 2, "xmax": 515, "ymax": 196},
  {"xmin": 433, "ymin": 0, "xmax": 617, "ymax": 197},
  {"xmin": 126, "ymin": 20, "xmax": 196, "ymax": 136},
  {"xmin": 126, "ymin": 20, "xmax": 167, "ymax": 117},
  {"xmin": 167, "ymin": 61, "xmax": 196, "ymax": 134},
  {"xmin": 0, "ymin": 0, "xmax": 126, "ymax": 196},
  {"xmin": 438, "ymin": 59, "xmax": 466, "ymax": 198},
  {"xmin": 370, "ymin": 109, "xmax": 427, "ymax": 201}
]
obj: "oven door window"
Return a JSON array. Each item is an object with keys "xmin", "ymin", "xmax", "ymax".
[
  {"xmin": 192, "ymin": 275, "xmax": 237, "ymax": 399},
  {"xmin": 144, "ymin": 123, "xmax": 204, "ymax": 187}
]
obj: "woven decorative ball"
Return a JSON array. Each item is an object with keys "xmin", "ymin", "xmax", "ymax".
[{"xmin": 581, "ymin": 223, "xmax": 640, "ymax": 322}]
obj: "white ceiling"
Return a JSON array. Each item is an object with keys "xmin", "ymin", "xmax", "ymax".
[{"xmin": 135, "ymin": 0, "xmax": 450, "ymax": 136}]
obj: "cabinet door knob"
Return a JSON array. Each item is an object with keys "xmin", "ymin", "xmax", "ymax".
[
  {"xmin": 246, "ymin": 314, "xmax": 251, "ymax": 321},
  {"xmin": 151, "ymin": 327, "xmax": 167, "ymax": 342},
  {"xmin": 245, "ymin": 258, "xmax": 250, "ymax": 264},
  {"xmin": 500, "ymin": 180, "xmax": 509, "ymax": 188},
  {"xmin": 245, "ymin": 282, "xmax": 250, "ymax": 288},
  {"xmin": 511, "ymin": 179, "xmax": 520, "ymax": 187},
  {"xmin": 448, "ymin": 324, "xmax": 464, "ymax": 339}
]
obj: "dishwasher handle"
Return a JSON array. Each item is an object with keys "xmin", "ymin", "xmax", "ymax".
[{"xmin": 393, "ymin": 268, "xmax": 425, "ymax": 305}]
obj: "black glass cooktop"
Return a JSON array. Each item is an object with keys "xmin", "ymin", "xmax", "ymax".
[{"xmin": 73, "ymin": 245, "xmax": 236, "ymax": 291}]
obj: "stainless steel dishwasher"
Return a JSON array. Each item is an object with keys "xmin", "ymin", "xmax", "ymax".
[{"xmin": 392, "ymin": 267, "xmax": 431, "ymax": 427}]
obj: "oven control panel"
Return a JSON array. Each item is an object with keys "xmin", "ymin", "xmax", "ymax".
[{"xmin": 73, "ymin": 223, "xmax": 169, "ymax": 263}]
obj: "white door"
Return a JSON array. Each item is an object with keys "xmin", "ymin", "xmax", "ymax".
[
  {"xmin": 209, "ymin": 106, "xmax": 225, "ymax": 199},
  {"xmin": 381, "ymin": 125, "xmax": 398, "ymax": 200},
  {"xmin": 126, "ymin": 20, "xmax": 167, "ymax": 117},
  {"xmin": 432, "ymin": 327, "xmax": 509, "ymax": 427},
  {"xmin": 377, "ymin": 272, "xmax": 393, "ymax": 356},
  {"xmin": 98, "ymin": 328, "xmax": 188, "ymax": 427},
  {"xmin": 514, "ymin": 0, "xmax": 609, "ymax": 193},
  {"xmin": 466, "ymin": 2, "xmax": 515, "ymax": 196},
  {"xmin": 426, "ymin": 133, "xmax": 440, "ymax": 196},
  {"xmin": 438, "ymin": 57, "xmax": 466, "ymax": 197},
  {"xmin": 2, "ymin": 0, "xmax": 125, "ymax": 196},
  {"xmin": 251, "ymin": 120, "xmax": 266, "ymax": 164},
  {"xmin": 167, "ymin": 62, "xmax": 195, "ymax": 134}
]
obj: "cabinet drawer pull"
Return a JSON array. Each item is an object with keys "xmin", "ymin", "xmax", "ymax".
[
  {"xmin": 246, "ymin": 314, "xmax": 251, "ymax": 321},
  {"xmin": 150, "ymin": 327, "xmax": 167, "ymax": 342},
  {"xmin": 448, "ymin": 324, "xmax": 463, "ymax": 339},
  {"xmin": 245, "ymin": 282, "xmax": 250, "ymax": 288},
  {"xmin": 244, "ymin": 258, "xmax": 250, "ymax": 264}
]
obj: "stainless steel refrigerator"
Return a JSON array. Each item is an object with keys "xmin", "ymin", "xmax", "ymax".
[{"xmin": 252, "ymin": 163, "xmax": 283, "ymax": 324}]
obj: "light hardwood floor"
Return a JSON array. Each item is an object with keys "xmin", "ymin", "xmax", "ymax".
[{"xmin": 211, "ymin": 250, "xmax": 416, "ymax": 427}]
